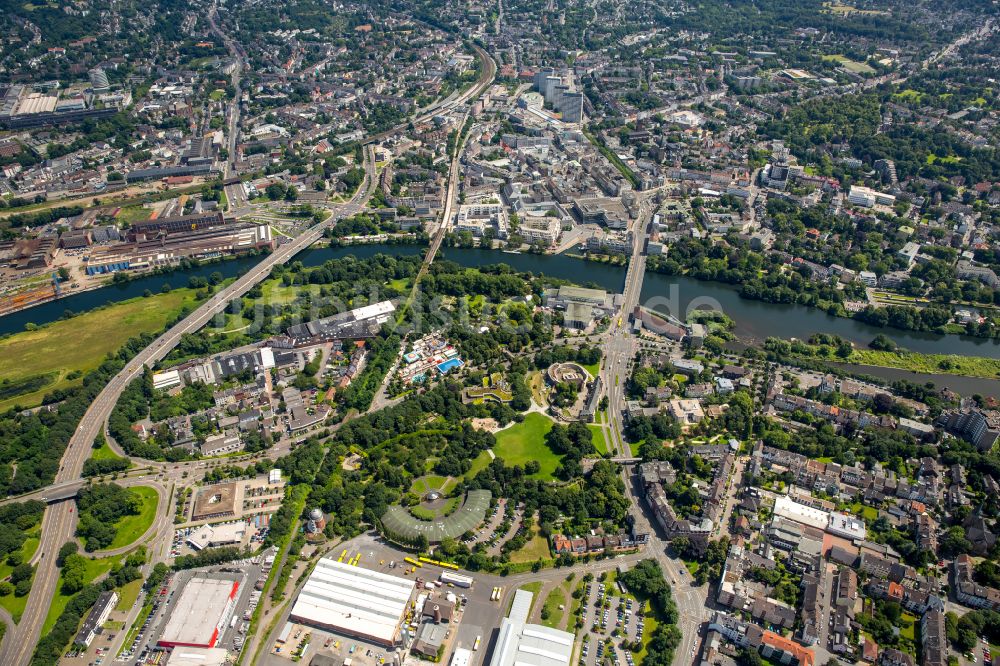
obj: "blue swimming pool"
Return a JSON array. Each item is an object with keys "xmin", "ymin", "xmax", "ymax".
[{"xmin": 437, "ymin": 358, "xmax": 464, "ymax": 373}]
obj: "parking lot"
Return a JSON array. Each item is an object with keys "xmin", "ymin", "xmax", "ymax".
[
  {"xmin": 265, "ymin": 622, "xmax": 398, "ymax": 666},
  {"xmin": 577, "ymin": 576, "xmax": 646, "ymax": 666},
  {"xmin": 261, "ymin": 532, "xmax": 506, "ymax": 666},
  {"xmin": 169, "ymin": 519, "xmax": 268, "ymax": 559},
  {"xmin": 119, "ymin": 557, "xmax": 265, "ymax": 665}
]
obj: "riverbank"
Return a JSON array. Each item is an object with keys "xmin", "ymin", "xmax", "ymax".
[
  {"xmin": 2, "ymin": 241, "xmax": 1000, "ymax": 397},
  {"xmin": 850, "ymin": 349, "xmax": 1000, "ymax": 379},
  {"xmin": 0, "ymin": 288, "xmax": 201, "ymax": 411}
]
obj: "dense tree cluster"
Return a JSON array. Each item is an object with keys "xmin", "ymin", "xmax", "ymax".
[
  {"xmin": 0, "ymin": 501, "xmax": 45, "ymax": 562},
  {"xmin": 76, "ymin": 483, "xmax": 141, "ymax": 551},
  {"xmin": 617, "ymin": 559, "xmax": 682, "ymax": 664}
]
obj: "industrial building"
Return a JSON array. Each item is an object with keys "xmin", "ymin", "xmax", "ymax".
[
  {"xmin": 158, "ymin": 575, "xmax": 242, "ymax": 648},
  {"xmin": 290, "ymin": 558, "xmax": 416, "ymax": 647},
  {"xmin": 285, "ymin": 301, "xmax": 396, "ymax": 344},
  {"xmin": 490, "ymin": 589, "xmax": 574, "ymax": 666},
  {"xmin": 165, "ymin": 647, "xmax": 229, "ymax": 666},
  {"xmin": 86, "ymin": 219, "xmax": 273, "ymax": 275}
]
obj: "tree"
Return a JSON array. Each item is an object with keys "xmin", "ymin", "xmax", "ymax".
[
  {"xmin": 739, "ymin": 648, "xmax": 764, "ymax": 666},
  {"xmin": 10, "ymin": 563, "xmax": 33, "ymax": 584},
  {"xmin": 61, "ymin": 553, "xmax": 87, "ymax": 594}
]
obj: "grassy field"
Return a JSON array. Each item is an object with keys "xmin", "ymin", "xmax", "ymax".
[
  {"xmin": 540, "ymin": 584, "xmax": 568, "ymax": 629},
  {"xmin": 822, "ymin": 54, "xmax": 875, "ymax": 74},
  {"xmin": 44, "ymin": 556, "xmax": 117, "ymax": 633},
  {"xmin": 0, "ymin": 289, "xmax": 200, "ymax": 410},
  {"xmin": 116, "ymin": 577, "xmax": 144, "ymax": 611},
  {"xmin": 589, "ymin": 425, "xmax": 610, "ymax": 455},
  {"xmin": 0, "ymin": 530, "xmax": 40, "ymax": 621},
  {"xmin": 91, "ymin": 437, "xmax": 127, "ymax": 463},
  {"xmin": 581, "ymin": 359, "xmax": 600, "ymax": 377},
  {"xmin": 114, "ymin": 205, "xmax": 152, "ymax": 225},
  {"xmin": 509, "ymin": 523, "xmax": 552, "ymax": 564},
  {"xmin": 387, "ymin": 278, "xmax": 410, "ymax": 292},
  {"xmin": 850, "ymin": 349, "xmax": 1000, "ymax": 378},
  {"xmin": 493, "ymin": 413, "xmax": 560, "ymax": 481},
  {"xmin": 410, "ymin": 475, "xmax": 448, "ymax": 495},
  {"xmin": 105, "ymin": 486, "xmax": 159, "ymax": 551}
]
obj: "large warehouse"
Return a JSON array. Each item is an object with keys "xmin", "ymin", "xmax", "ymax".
[
  {"xmin": 490, "ymin": 590, "xmax": 574, "ymax": 666},
  {"xmin": 290, "ymin": 558, "xmax": 416, "ymax": 647},
  {"xmin": 158, "ymin": 575, "xmax": 241, "ymax": 648}
]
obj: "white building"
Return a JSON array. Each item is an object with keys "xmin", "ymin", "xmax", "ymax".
[
  {"xmin": 827, "ymin": 513, "xmax": 867, "ymax": 541},
  {"xmin": 848, "ymin": 185, "xmax": 895, "ymax": 208},
  {"xmin": 490, "ymin": 589, "xmax": 574, "ymax": 666},
  {"xmin": 455, "ymin": 203, "xmax": 510, "ymax": 239},
  {"xmin": 773, "ymin": 495, "xmax": 830, "ymax": 531},
  {"xmin": 290, "ymin": 558, "xmax": 416, "ymax": 646},
  {"xmin": 153, "ymin": 369, "xmax": 182, "ymax": 390},
  {"xmin": 518, "ymin": 215, "xmax": 561, "ymax": 246}
]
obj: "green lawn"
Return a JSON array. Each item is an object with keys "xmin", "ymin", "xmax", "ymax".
[
  {"xmin": 115, "ymin": 577, "xmax": 144, "ymax": 611},
  {"xmin": 589, "ymin": 425, "xmax": 610, "ymax": 455},
  {"xmin": 509, "ymin": 523, "xmax": 552, "ymax": 564},
  {"xmin": 387, "ymin": 278, "xmax": 410, "ymax": 291},
  {"xmin": 410, "ymin": 475, "xmax": 448, "ymax": 495},
  {"xmin": 581, "ymin": 360, "xmax": 600, "ymax": 377},
  {"xmin": 91, "ymin": 437, "xmax": 127, "ymax": 463},
  {"xmin": 44, "ymin": 556, "xmax": 117, "ymax": 633},
  {"xmin": 900, "ymin": 612, "xmax": 916, "ymax": 641},
  {"xmin": 628, "ymin": 439, "xmax": 644, "ymax": 457},
  {"xmin": 105, "ymin": 486, "xmax": 159, "ymax": 551},
  {"xmin": 541, "ymin": 585, "xmax": 568, "ymax": 629},
  {"xmin": 0, "ymin": 289, "xmax": 200, "ymax": 410},
  {"xmin": 493, "ymin": 413, "xmax": 560, "ymax": 480},
  {"xmin": 464, "ymin": 450, "xmax": 493, "ymax": 480}
]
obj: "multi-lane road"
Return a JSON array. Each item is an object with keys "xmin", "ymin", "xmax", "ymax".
[
  {"xmin": 0, "ymin": 148, "xmax": 376, "ymax": 666},
  {"xmin": 0, "ymin": 38, "xmax": 499, "ymax": 665},
  {"xmin": 598, "ymin": 202, "xmax": 714, "ymax": 666}
]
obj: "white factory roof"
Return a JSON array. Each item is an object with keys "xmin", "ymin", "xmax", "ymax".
[
  {"xmin": 450, "ymin": 648, "xmax": 473, "ymax": 666},
  {"xmin": 159, "ymin": 576, "xmax": 239, "ymax": 647},
  {"xmin": 773, "ymin": 495, "xmax": 830, "ymax": 531},
  {"xmin": 165, "ymin": 647, "xmax": 229, "ymax": 666},
  {"xmin": 350, "ymin": 300, "xmax": 395, "ymax": 322},
  {"xmin": 490, "ymin": 590, "xmax": 573, "ymax": 666},
  {"xmin": 153, "ymin": 369, "xmax": 182, "ymax": 390},
  {"xmin": 290, "ymin": 558, "xmax": 415, "ymax": 645}
]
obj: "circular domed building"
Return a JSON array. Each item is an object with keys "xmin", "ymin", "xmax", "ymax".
[{"xmin": 306, "ymin": 507, "xmax": 326, "ymax": 534}]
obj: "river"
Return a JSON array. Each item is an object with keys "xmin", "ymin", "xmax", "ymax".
[{"xmin": 4, "ymin": 243, "xmax": 999, "ymax": 366}]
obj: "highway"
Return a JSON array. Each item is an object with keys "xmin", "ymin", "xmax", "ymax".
[
  {"xmin": 597, "ymin": 202, "xmax": 713, "ymax": 666},
  {"xmin": 0, "ymin": 38, "xmax": 498, "ymax": 665},
  {"xmin": 0, "ymin": 148, "xmax": 377, "ymax": 666}
]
